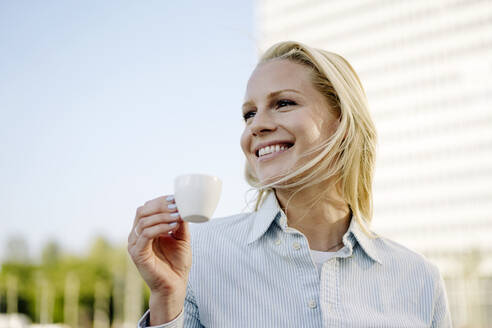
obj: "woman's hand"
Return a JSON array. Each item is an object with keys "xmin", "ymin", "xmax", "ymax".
[{"xmin": 128, "ymin": 194, "xmax": 191, "ymax": 323}]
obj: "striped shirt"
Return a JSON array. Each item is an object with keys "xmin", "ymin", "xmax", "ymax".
[{"xmin": 138, "ymin": 191, "xmax": 452, "ymax": 327}]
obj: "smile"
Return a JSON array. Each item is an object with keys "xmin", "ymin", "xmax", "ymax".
[{"xmin": 256, "ymin": 143, "xmax": 293, "ymax": 161}]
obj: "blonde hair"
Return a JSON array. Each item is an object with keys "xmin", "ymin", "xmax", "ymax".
[{"xmin": 243, "ymin": 41, "xmax": 377, "ymax": 235}]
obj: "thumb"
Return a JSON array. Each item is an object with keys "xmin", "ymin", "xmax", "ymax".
[{"xmin": 172, "ymin": 219, "xmax": 190, "ymax": 241}]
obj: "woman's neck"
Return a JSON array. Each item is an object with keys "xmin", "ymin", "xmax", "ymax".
[{"xmin": 274, "ymin": 179, "xmax": 351, "ymax": 252}]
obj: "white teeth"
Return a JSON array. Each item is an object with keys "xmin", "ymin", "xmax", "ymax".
[{"xmin": 257, "ymin": 144, "xmax": 291, "ymax": 157}]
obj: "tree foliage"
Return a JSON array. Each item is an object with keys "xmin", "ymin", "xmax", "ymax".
[{"xmin": 0, "ymin": 235, "xmax": 145, "ymax": 326}]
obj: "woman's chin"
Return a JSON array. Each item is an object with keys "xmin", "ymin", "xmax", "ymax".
[
  {"xmin": 256, "ymin": 164, "xmax": 291, "ymax": 182},
  {"xmin": 256, "ymin": 172, "xmax": 278, "ymax": 185}
]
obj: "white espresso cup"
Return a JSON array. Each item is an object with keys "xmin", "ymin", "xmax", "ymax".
[{"xmin": 173, "ymin": 174, "xmax": 222, "ymax": 223}]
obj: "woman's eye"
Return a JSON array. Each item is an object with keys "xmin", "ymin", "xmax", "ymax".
[
  {"xmin": 243, "ymin": 111, "xmax": 256, "ymax": 121},
  {"xmin": 276, "ymin": 100, "xmax": 296, "ymax": 108}
]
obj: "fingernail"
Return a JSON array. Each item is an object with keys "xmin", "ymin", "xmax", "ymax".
[
  {"xmin": 168, "ymin": 204, "xmax": 177, "ymax": 210},
  {"xmin": 169, "ymin": 222, "xmax": 177, "ymax": 228},
  {"xmin": 171, "ymin": 213, "xmax": 180, "ymax": 218},
  {"xmin": 166, "ymin": 195, "xmax": 174, "ymax": 202}
]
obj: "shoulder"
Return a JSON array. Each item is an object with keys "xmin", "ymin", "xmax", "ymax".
[
  {"xmin": 371, "ymin": 235, "xmax": 450, "ymax": 319},
  {"xmin": 374, "ymin": 234, "xmax": 442, "ymax": 283}
]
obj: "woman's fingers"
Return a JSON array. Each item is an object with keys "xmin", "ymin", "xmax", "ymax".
[
  {"xmin": 169, "ymin": 218, "xmax": 190, "ymax": 242},
  {"xmin": 133, "ymin": 195, "xmax": 176, "ymax": 227},
  {"xmin": 135, "ymin": 212, "xmax": 181, "ymax": 237},
  {"xmin": 129, "ymin": 194, "xmax": 177, "ymax": 244},
  {"xmin": 135, "ymin": 221, "xmax": 181, "ymax": 251}
]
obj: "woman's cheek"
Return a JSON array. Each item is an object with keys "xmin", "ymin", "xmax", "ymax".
[{"xmin": 240, "ymin": 131, "xmax": 249, "ymax": 156}]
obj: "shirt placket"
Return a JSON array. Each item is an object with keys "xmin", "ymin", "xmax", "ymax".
[
  {"xmin": 277, "ymin": 214, "xmax": 323, "ymax": 327},
  {"xmin": 320, "ymin": 254, "xmax": 340, "ymax": 327}
]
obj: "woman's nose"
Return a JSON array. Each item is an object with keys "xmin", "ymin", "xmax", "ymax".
[{"xmin": 250, "ymin": 111, "xmax": 277, "ymax": 136}]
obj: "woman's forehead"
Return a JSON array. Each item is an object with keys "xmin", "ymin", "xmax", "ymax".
[{"xmin": 245, "ymin": 60, "xmax": 312, "ymax": 100}]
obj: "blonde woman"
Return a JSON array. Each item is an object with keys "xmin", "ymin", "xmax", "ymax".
[{"xmin": 128, "ymin": 41, "xmax": 451, "ymax": 327}]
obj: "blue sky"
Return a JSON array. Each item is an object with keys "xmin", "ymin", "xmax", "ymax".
[{"xmin": 0, "ymin": 1, "xmax": 258, "ymax": 258}]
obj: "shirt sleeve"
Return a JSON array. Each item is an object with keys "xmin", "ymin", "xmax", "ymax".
[
  {"xmin": 431, "ymin": 270, "xmax": 452, "ymax": 328},
  {"xmin": 137, "ymin": 280, "xmax": 203, "ymax": 328},
  {"xmin": 137, "ymin": 309, "xmax": 184, "ymax": 328}
]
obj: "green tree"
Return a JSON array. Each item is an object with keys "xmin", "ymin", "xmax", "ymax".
[{"xmin": 0, "ymin": 235, "xmax": 135, "ymax": 327}]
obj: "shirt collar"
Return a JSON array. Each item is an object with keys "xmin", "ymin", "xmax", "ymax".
[
  {"xmin": 246, "ymin": 190, "xmax": 383, "ymax": 264},
  {"xmin": 246, "ymin": 190, "xmax": 282, "ymax": 245},
  {"xmin": 343, "ymin": 216, "xmax": 383, "ymax": 264}
]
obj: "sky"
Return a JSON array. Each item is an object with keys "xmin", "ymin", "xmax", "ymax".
[{"xmin": 0, "ymin": 1, "xmax": 258, "ymax": 259}]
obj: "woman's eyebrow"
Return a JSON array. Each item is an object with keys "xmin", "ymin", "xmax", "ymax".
[{"xmin": 242, "ymin": 89, "xmax": 301, "ymax": 111}]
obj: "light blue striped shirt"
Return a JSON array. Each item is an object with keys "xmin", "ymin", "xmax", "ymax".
[{"xmin": 138, "ymin": 191, "xmax": 451, "ymax": 327}]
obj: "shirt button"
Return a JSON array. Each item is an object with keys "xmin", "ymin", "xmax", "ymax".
[
  {"xmin": 308, "ymin": 299, "xmax": 317, "ymax": 309},
  {"xmin": 293, "ymin": 242, "xmax": 301, "ymax": 250},
  {"xmin": 275, "ymin": 239, "xmax": 282, "ymax": 245}
]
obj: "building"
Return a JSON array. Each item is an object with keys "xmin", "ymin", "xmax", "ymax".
[{"xmin": 255, "ymin": 0, "xmax": 492, "ymax": 326}]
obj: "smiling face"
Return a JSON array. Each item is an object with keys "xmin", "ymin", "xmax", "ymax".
[{"xmin": 240, "ymin": 59, "xmax": 340, "ymax": 185}]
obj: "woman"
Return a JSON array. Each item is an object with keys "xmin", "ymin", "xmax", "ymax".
[{"xmin": 128, "ymin": 41, "xmax": 451, "ymax": 327}]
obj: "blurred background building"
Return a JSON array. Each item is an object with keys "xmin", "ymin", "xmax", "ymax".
[{"xmin": 255, "ymin": 0, "xmax": 492, "ymax": 326}]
